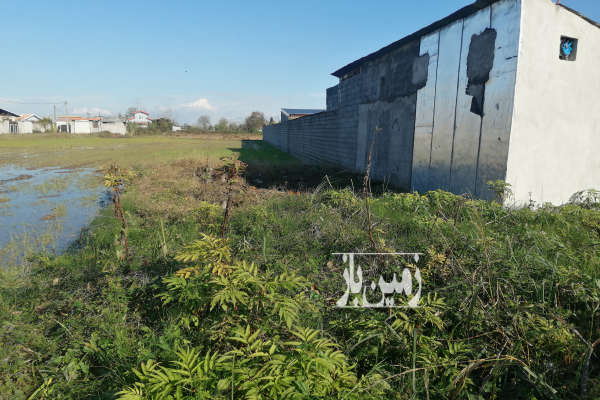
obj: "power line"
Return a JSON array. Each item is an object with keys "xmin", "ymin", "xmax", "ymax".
[{"xmin": 0, "ymin": 99, "xmax": 68, "ymax": 125}]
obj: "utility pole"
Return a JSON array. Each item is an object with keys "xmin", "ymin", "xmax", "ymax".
[{"xmin": 53, "ymin": 104, "xmax": 57, "ymax": 132}]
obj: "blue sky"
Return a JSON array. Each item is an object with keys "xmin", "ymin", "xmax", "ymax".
[{"xmin": 1, "ymin": 0, "xmax": 598, "ymax": 124}]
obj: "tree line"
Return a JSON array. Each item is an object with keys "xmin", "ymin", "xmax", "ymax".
[
  {"xmin": 123, "ymin": 107, "xmax": 276, "ymax": 134},
  {"xmin": 193, "ymin": 111, "xmax": 276, "ymax": 133}
]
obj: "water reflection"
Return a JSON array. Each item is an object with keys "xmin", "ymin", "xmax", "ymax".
[{"xmin": 0, "ymin": 165, "xmax": 108, "ymax": 267}]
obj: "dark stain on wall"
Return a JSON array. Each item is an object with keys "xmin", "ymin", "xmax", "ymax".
[
  {"xmin": 380, "ymin": 42, "xmax": 430, "ymax": 102},
  {"xmin": 362, "ymin": 41, "xmax": 430, "ymax": 190},
  {"xmin": 412, "ymin": 54, "xmax": 430, "ymax": 88},
  {"xmin": 466, "ymin": 28, "xmax": 497, "ymax": 116}
]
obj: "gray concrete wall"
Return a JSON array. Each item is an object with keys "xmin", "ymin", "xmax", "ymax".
[
  {"xmin": 265, "ymin": 0, "xmax": 522, "ymax": 196},
  {"xmin": 505, "ymin": 0, "xmax": 600, "ymax": 205},
  {"xmin": 263, "ymin": 107, "xmax": 358, "ymax": 170},
  {"xmin": 265, "ymin": 38, "xmax": 429, "ymax": 190},
  {"xmin": 412, "ymin": 0, "xmax": 521, "ymax": 199},
  {"xmin": 326, "ymin": 85, "xmax": 339, "ymax": 111},
  {"xmin": 352, "ymin": 40, "xmax": 429, "ymax": 190}
]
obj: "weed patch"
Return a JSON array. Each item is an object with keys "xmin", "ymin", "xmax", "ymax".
[{"xmin": 1, "ymin": 139, "xmax": 599, "ymax": 399}]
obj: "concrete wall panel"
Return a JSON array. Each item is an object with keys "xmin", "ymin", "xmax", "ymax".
[
  {"xmin": 326, "ymin": 85, "xmax": 339, "ymax": 111},
  {"xmin": 412, "ymin": 31, "xmax": 440, "ymax": 193},
  {"xmin": 429, "ymin": 19, "xmax": 464, "ymax": 191},
  {"xmin": 475, "ymin": 0, "xmax": 521, "ymax": 199},
  {"xmin": 354, "ymin": 41, "xmax": 425, "ymax": 189},
  {"xmin": 450, "ymin": 7, "xmax": 491, "ymax": 195}
]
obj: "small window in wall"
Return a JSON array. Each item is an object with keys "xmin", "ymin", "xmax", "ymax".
[{"xmin": 559, "ymin": 36, "xmax": 578, "ymax": 61}]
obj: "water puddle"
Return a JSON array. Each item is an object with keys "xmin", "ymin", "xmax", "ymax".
[{"xmin": 0, "ymin": 165, "xmax": 108, "ymax": 267}]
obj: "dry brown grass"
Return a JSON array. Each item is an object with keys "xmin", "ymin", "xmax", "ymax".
[{"xmin": 127, "ymin": 158, "xmax": 283, "ymax": 220}]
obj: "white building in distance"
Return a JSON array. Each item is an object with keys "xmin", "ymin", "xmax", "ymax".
[
  {"xmin": 0, "ymin": 108, "xmax": 20, "ymax": 134},
  {"xmin": 102, "ymin": 119, "xmax": 127, "ymax": 135},
  {"xmin": 56, "ymin": 116, "xmax": 127, "ymax": 135},
  {"xmin": 57, "ymin": 116, "xmax": 102, "ymax": 134},
  {"xmin": 128, "ymin": 110, "xmax": 152, "ymax": 127},
  {"xmin": 16, "ymin": 114, "xmax": 48, "ymax": 133},
  {"xmin": 0, "ymin": 110, "xmax": 49, "ymax": 134}
]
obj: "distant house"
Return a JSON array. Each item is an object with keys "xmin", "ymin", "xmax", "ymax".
[
  {"xmin": 128, "ymin": 110, "xmax": 152, "ymax": 127},
  {"xmin": 0, "ymin": 109, "xmax": 18, "ymax": 117},
  {"xmin": 172, "ymin": 125, "xmax": 182, "ymax": 132},
  {"xmin": 280, "ymin": 108, "xmax": 325, "ymax": 123},
  {"xmin": 57, "ymin": 116, "xmax": 102, "ymax": 134},
  {"xmin": 16, "ymin": 113, "xmax": 47, "ymax": 133},
  {"xmin": 102, "ymin": 118, "xmax": 127, "ymax": 135},
  {"xmin": 0, "ymin": 109, "xmax": 19, "ymax": 134}
]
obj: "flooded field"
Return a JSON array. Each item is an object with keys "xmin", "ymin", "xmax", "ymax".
[
  {"xmin": 0, "ymin": 165, "xmax": 107, "ymax": 266},
  {"xmin": 0, "ymin": 134, "xmax": 260, "ymax": 268}
]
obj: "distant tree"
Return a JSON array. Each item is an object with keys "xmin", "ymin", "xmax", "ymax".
[
  {"xmin": 245, "ymin": 111, "xmax": 266, "ymax": 133},
  {"xmin": 37, "ymin": 117, "xmax": 53, "ymax": 133},
  {"xmin": 228, "ymin": 122, "xmax": 240, "ymax": 132},
  {"xmin": 216, "ymin": 118, "xmax": 229, "ymax": 132},
  {"xmin": 38, "ymin": 117, "xmax": 53, "ymax": 126},
  {"xmin": 197, "ymin": 115, "xmax": 211, "ymax": 131},
  {"xmin": 269, "ymin": 117, "xmax": 275, "ymax": 125},
  {"xmin": 152, "ymin": 117, "xmax": 174, "ymax": 132}
]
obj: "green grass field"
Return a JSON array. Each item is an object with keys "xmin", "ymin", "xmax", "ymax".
[{"xmin": 0, "ymin": 134, "xmax": 262, "ymax": 168}]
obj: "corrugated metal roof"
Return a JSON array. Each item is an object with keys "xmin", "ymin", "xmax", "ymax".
[{"xmin": 281, "ymin": 108, "xmax": 325, "ymax": 116}]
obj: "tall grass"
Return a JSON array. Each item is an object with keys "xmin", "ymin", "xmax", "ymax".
[
  {"xmin": 1, "ymin": 174, "xmax": 599, "ymax": 398},
  {"xmin": 1, "ymin": 139, "xmax": 598, "ymax": 398}
]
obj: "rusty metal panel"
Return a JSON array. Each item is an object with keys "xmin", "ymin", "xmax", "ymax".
[
  {"xmin": 475, "ymin": 0, "xmax": 520, "ymax": 199},
  {"xmin": 411, "ymin": 31, "xmax": 439, "ymax": 193},
  {"xmin": 450, "ymin": 7, "xmax": 491, "ymax": 195},
  {"xmin": 429, "ymin": 19, "xmax": 464, "ymax": 191}
]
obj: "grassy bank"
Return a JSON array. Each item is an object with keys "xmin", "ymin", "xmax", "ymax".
[{"xmin": 1, "ymin": 137, "xmax": 599, "ymax": 399}]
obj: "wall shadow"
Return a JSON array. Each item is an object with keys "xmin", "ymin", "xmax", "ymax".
[{"xmin": 231, "ymin": 140, "xmax": 367, "ymax": 192}]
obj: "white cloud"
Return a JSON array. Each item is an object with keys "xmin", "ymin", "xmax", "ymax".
[
  {"xmin": 181, "ymin": 98, "xmax": 215, "ymax": 111},
  {"xmin": 72, "ymin": 107, "xmax": 113, "ymax": 116}
]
